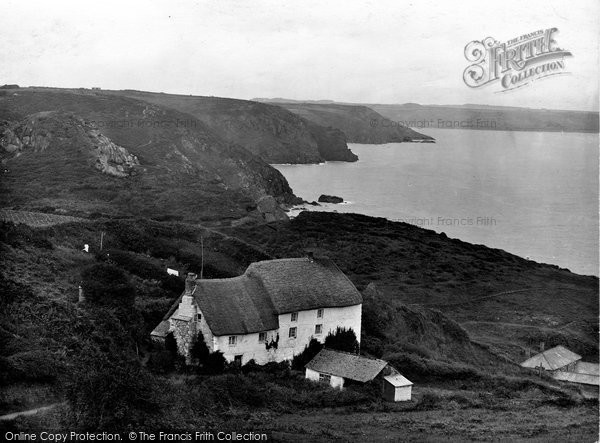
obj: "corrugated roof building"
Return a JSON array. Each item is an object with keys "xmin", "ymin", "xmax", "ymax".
[{"xmin": 520, "ymin": 345, "xmax": 581, "ymax": 372}]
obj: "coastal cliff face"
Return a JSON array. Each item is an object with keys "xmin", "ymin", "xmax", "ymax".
[
  {"xmin": 257, "ymin": 101, "xmax": 435, "ymax": 144},
  {"xmin": 0, "ymin": 89, "xmax": 298, "ymax": 223},
  {"xmin": 110, "ymin": 91, "xmax": 358, "ymax": 164}
]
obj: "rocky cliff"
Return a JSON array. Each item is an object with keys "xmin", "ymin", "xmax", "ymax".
[
  {"xmin": 0, "ymin": 89, "xmax": 298, "ymax": 223},
  {"xmin": 256, "ymin": 101, "xmax": 435, "ymax": 144},
  {"xmin": 110, "ymin": 91, "xmax": 358, "ymax": 163}
]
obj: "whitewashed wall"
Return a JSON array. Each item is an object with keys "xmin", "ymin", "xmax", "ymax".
[
  {"xmin": 305, "ymin": 368, "xmax": 345, "ymax": 389},
  {"xmin": 171, "ymin": 300, "xmax": 362, "ymax": 366}
]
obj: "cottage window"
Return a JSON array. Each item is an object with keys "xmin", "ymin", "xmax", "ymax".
[
  {"xmin": 319, "ymin": 373, "xmax": 331, "ymax": 384},
  {"xmin": 197, "ymin": 313, "xmax": 202, "ymax": 321},
  {"xmin": 228, "ymin": 336, "xmax": 237, "ymax": 346},
  {"xmin": 291, "ymin": 312, "xmax": 298, "ymax": 322},
  {"xmin": 234, "ymin": 355, "xmax": 243, "ymax": 366},
  {"xmin": 289, "ymin": 327, "xmax": 297, "ymax": 339},
  {"xmin": 258, "ymin": 332, "xmax": 267, "ymax": 343},
  {"xmin": 317, "ymin": 308, "xmax": 324, "ymax": 318},
  {"xmin": 315, "ymin": 324, "xmax": 322, "ymax": 335}
]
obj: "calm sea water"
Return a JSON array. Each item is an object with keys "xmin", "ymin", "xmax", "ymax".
[{"xmin": 273, "ymin": 128, "xmax": 599, "ymax": 276}]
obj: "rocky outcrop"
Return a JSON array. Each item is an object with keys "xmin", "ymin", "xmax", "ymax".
[
  {"xmin": 304, "ymin": 121, "xmax": 358, "ymax": 162},
  {"xmin": 256, "ymin": 195, "xmax": 289, "ymax": 222},
  {"xmin": 1, "ymin": 112, "xmax": 139, "ymax": 178},
  {"xmin": 87, "ymin": 129, "xmax": 139, "ymax": 177},
  {"xmin": 318, "ymin": 194, "xmax": 344, "ymax": 204},
  {"xmin": 0, "ymin": 112, "xmax": 54, "ymax": 161}
]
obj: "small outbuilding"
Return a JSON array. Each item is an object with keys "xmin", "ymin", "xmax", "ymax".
[
  {"xmin": 382, "ymin": 373, "xmax": 413, "ymax": 402},
  {"xmin": 305, "ymin": 348, "xmax": 413, "ymax": 401},
  {"xmin": 521, "ymin": 345, "xmax": 581, "ymax": 373}
]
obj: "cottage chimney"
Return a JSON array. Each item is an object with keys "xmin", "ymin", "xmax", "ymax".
[
  {"xmin": 539, "ymin": 341, "xmax": 545, "ymax": 352},
  {"xmin": 78, "ymin": 285, "xmax": 86, "ymax": 303},
  {"xmin": 185, "ymin": 273, "xmax": 198, "ymax": 294}
]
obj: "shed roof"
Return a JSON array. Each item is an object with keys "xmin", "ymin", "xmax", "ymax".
[
  {"xmin": 192, "ymin": 258, "xmax": 362, "ymax": 335},
  {"xmin": 384, "ymin": 374, "xmax": 413, "ymax": 387},
  {"xmin": 150, "ymin": 320, "xmax": 170, "ymax": 338},
  {"xmin": 305, "ymin": 349, "xmax": 388, "ymax": 383},
  {"xmin": 521, "ymin": 345, "xmax": 581, "ymax": 371}
]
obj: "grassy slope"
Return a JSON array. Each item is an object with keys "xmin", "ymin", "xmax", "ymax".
[
  {"xmin": 105, "ymin": 90, "xmax": 358, "ymax": 163},
  {"xmin": 1, "ymin": 213, "xmax": 596, "ymax": 440},
  {"xmin": 226, "ymin": 212, "xmax": 599, "ymax": 363}
]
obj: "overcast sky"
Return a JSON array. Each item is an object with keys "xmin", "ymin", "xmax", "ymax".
[{"xmin": 1, "ymin": 0, "xmax": 598, "ymax": 110}]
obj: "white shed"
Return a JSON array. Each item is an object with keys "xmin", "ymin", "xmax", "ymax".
[{"xmin": 383, "ymin": 373, "xmax": 413, "ymax": 401}]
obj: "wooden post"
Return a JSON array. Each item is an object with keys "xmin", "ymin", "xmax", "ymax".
[
  {"xmin": 100, "ymin": 231, "xmax": 104, "ymax": 251},
  {"xmin": 200, "ymin": 235, "xmax": 204, "ymax": 280}
]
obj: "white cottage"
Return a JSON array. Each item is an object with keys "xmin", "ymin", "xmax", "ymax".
[{"xmin": 151, "ymin": 257, "xmax": 363, "ymax": 365}]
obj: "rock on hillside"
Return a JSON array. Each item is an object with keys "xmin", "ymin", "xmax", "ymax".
[
  {"xmin": 109, "ymin": 90, "xmax": 358, "ymax": 163},
  {"xmin": 1, "ymin": 112, "xmax": 140, "ymax": 178},
  {"xmin": 260, "ymin": 101, "xmax": 435, "ymax": 144},
  {"xmin": 0, "ymin": 90, "xmax": 298, "ymax": 223}
]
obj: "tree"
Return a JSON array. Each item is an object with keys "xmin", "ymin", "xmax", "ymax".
[
  {"xmin": 325, "ymin": 327, "xmax": 360, "ymax": 354},
  {"xmin": 191, "ymin": 331, "xmax": 210, "ymax": 361},
  {"xmin": 164, "ymin": 332, "xmax": 178, "ymax": 357},
  {"xmin": 291, "ymin": 338, "xmax": 324, "ymax": 370},
  {"xmin": 80, "ymin": 263, "xmax": 135, "ymax": 307}
]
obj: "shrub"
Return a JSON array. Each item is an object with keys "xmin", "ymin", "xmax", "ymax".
[
  {"xmin": 203, "ymin": 351, "xmax": 226, "ymax": 375},
  {"xmin": 325, "ymin": 327, "xmax": 359, "ymax": 354},
  {"xmin": 191, "ymin": 332, "xmax": 210, "ymax": 362},
  {"xmin": 291, "ymin": 338, "xmax": 323, "ymax": 370},
  {"xmin": 81, "ymin": 263, "xmax": 136, "ymax": 307},
  {"xmin": 0, "ymin": 222, "xmax": 53, "ymax": 249},
  {"xmin": 147, "ymin": 350, "xmax": 175, "ymax": 374}
]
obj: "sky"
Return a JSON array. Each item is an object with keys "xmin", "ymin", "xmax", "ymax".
[{"xmin": 0, "ymin": 0, "xmax": 598, "ymax": 111}]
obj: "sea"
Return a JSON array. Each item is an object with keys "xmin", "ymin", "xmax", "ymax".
[{"xmin": 273, "ymin": 128, "xmax": 599, "ymax": 276}]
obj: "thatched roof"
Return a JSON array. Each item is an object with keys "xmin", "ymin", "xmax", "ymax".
[
  {"xmin": 246, "ymin": 258, "xmax": 362, "ymax": 314},
  {"xmin": 305, "ymin": 349, "xmax": 388, "ymax": 382},
  {"xmin": 192, "ymin": 257, "xmax": 362, "ymax": 336},
  {"xmin": 521, "ymin": 345, "xmax": 581, "ymax": 371}
]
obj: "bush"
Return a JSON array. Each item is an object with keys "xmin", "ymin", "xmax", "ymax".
[
  {"xmin": 147, "ymin": 350, "xmax": 175, "ymax": 374},
  {"xmin": 81, "ymin": 263, "xmax": 136, "ymax": 307},
  {"xmin": 2, "ymin": 350, "xmax": 62, "ymax": 382},
  {"xmin": 291, "ymin": 338, "xmax": 323, "ymax": 370},
  {"xmin": 191, "ymin": 332, "xmax": 210, "ymax": 362},
  {"xmin": 325, "ymin": 327, "xmax": 359, "ymax": 354},
  {"xmin": 0, "ymin": 222, "xmax": 53, "ymax": 250}
]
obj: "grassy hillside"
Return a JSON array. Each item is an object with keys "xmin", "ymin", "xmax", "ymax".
[
  {"xmin": 227, "ymin": 212, "xmax": 599, "ymax": 364},
  {"xmin": 255, "ymin": 100, "xmax": 435, "ymax": 143},
  {"xmin": 0, "ymin": 89, "xmax": 298, "ymax": 224},
  {"xmin": 1, "ymin": 213, "xmax": 596, "ymax": 440},
  {"xmin": 106, "ymin": 90, "xmax": 359, "ymax": 163}
]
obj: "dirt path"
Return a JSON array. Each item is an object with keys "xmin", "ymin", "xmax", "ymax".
[
  {"xmin": 417, "ymin": 287, "xmax": 544, "ymax": 308},
  {"xmin": 0, "ymin": 402, "xmax": 65, "ymax": 421}
]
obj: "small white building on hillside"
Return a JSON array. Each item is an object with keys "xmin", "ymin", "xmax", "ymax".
[{"xmin": 151, "ymin": 257, "xmax": 363, "ymax": 365}]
